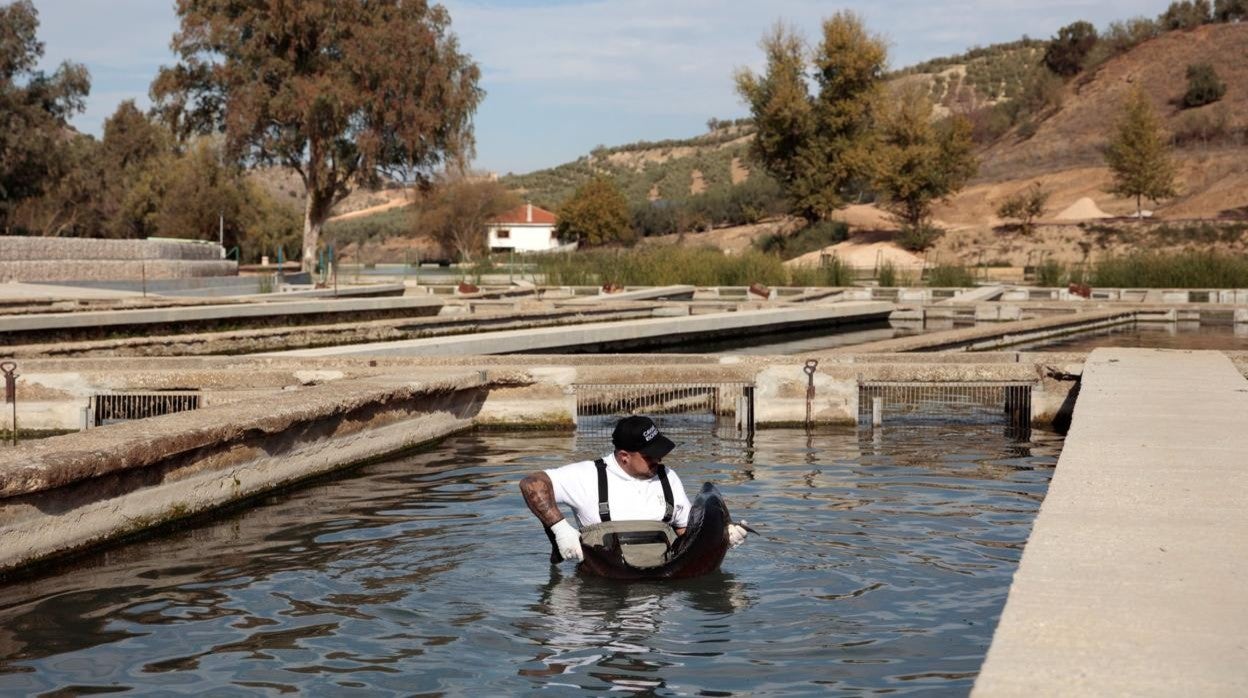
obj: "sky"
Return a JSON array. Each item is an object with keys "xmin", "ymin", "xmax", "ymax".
[{"xmin": 32, "ymin": 0, "xmax": 1175, "ymax": 175}]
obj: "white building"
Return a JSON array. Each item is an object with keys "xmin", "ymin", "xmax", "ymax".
[{"xmin": 486, "ymin": 203, "xmax": 573, "ymax": 253}]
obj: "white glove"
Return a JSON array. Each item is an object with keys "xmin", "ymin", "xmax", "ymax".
[
  {"xmin": 728, "ymin": 521, "xmax": 749, "ymax": 549},
  {"xmin": 551, "ymin": 519, "xmax": 584, "ymax": 562}
]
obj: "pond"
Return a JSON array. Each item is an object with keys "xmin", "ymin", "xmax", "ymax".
[
  {"xmin": 1010, "ymin": 322, "xmax": 1248, "ymax": 352},
  {"xmin": 0, "ymin": 425, "xmax": 1060, "ymax": 696}
]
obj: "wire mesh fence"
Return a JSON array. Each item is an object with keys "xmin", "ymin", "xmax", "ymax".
[
  {"xmin": 857, "ymin": 381, "xmax": 1032, "ymax": 429},
  {"xmin": 89, "ymin": 391, "xmax": 201, "ymax": 427}
]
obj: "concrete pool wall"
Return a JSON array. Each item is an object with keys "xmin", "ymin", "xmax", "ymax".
[
  {"xmin": 3, "ymin": 349, "xmax": 1246, "ymax": 579},
  {"xmin": 0, "ymin": 352, "xmax": 1092, "ymax": 577}
]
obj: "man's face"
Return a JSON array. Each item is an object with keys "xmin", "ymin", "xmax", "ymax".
[{"xmin": 617, "ymin": 449, "xmax": 660, "ymax": 479}]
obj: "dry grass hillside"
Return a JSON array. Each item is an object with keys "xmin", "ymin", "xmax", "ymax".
[{"xmin": 976, "ymin": 23, "xmax": 1248, "ymax": 184}]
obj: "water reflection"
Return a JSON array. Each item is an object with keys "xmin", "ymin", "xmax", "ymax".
[
  {"xmin": 518, "ymin": 567, "xmax": 754, "ymax": 693},
  {"xmin": 0, "ymin": 427, "xmax": 1059, "ymax": 696}
]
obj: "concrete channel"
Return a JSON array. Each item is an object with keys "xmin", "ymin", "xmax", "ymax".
[
  {"xmin": 3, "ymin": 285, "xmax": 1248, "ymax": 689},
  {"xmin": 974, "ymin": 348, "xmax": 1248, "ymax": 696},
  {"xmin": 0, "ymin": 295, "xmax": 445, "ymax": 344},
  {"xmin": 260, "ymin": 302, "xmax": 895, "ymax": 357}
]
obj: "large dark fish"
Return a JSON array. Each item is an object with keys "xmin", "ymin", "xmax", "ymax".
[{"xmin": 578, "ymin": 482, "xmax": 732, "ymax": 580}]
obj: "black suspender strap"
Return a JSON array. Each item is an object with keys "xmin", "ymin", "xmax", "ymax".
[
  {"xmin": 596, "ymin": 457, "xmax": 674, "ymax": 523},
  {"xmin": 657, "ymin": 464, "xmax": 675, "ymax": 524},
  {"xmin": 594, "ymin": 458, "xmax": 611, "ymax": 522}
]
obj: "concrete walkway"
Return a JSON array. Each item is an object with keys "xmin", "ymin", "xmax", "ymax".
[{"xmin": 974, "ymin": 348, "xmax": 1248, "ymax": 696}]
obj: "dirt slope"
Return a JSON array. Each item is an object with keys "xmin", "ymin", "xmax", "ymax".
[{"xmin": 979, "ymin": 24, "xmax": 1248, "ymax": 180}]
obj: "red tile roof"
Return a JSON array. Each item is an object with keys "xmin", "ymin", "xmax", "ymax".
[{"xmin": 490, "ymin": 204, "xmax": 557, "ymax": 225}]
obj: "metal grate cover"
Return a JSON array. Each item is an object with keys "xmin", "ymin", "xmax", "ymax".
[
  {"xmin": 858, "ymin": 381, "xmax": 1032, "ymax": 428},
  {"xmin": 89, "ymin": 391, "xmax": 201, "ymax": 427},
  {"xmin": 574, "ymin": 382, "xmax": 754, "ymax": 440}
]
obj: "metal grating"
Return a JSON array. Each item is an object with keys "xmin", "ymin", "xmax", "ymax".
[
  {"xmin": 858, "ymin": 381, "xmax": 1032, "ymax": 428},
  {"xmin": 89, "ymin": 391, "xmax": 201, "ymax": 427},
  {"xmin": 574, "ymin": 382, "xmax": 754, "ymax": 440}
]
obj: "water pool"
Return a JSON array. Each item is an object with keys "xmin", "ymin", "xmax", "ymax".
[
  {"xmin": 1010, "ymin": 322, "xmax": 1248, "ymax": 352},
  {"xmin": 0, "ymin": 425, "xmax": 1060, "ymax": 696}
]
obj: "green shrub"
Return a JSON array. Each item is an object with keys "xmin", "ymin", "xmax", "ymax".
[
  {"xmin": 897, "ymin": 223, "xmax": 942, "ymax": 252},
  {"xmin": 1182, "ymin": 63, "xmax": 1226, "ymax": 109},
  {"xmin": 926, "ymin": 264, "xmax": 975, "ymax": 287},
  {"xmin": 996, "ymin": 182, "xmax": 1049, "ymax": 233},
  {"xmin": 753, "ymin": 220, "xmax": 849, "ymax": 260}
]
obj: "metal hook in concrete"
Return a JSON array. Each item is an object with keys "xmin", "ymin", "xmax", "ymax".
[
  {"xmin": 803, "ymin": 359, "xmax": 819, "ymax": 428},
  {"xmin": 1, "ymin": 361, "xmax": 17, "ymax": 447}
]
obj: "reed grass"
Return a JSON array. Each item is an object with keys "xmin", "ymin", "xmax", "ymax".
[
  {"xmin": 1091, "ymin": 251, "xmax": 1248, "ymax": 288},
  {"xmin": 533, "ymin": 247, "xmax": 846, "ymax": 287},
  {"xmin": 925, "ymin": 264, "xmax": 976, "ymax": 287},
  {"xmin": 877, "ymin": 261, "xmax": 897, "ymax": 287}
]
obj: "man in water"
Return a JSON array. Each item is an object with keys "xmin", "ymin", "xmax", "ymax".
[{"xmin": 520, "ymin": 415, "xmax": 748, "ymax": 562}]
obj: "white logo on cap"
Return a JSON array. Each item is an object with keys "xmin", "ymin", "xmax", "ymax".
[{"xmin": 643, "ymin": 426, "xmax": 658, "ymax": 441}]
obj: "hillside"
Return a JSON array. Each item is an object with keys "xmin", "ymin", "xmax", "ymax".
[
  {"xmin": 889, "ymin": 39, "xmax": 1047, "ymax": 116},
  {"xmin": 499, "ymin": 123, "xmax": 756, "ymax": 211},
  {"xmin": 323, "ymin": 19, "xmax": 1248, "ymax": 269},
  {"xmin": 976, "ymin": 22, "xmax": 1248, "ymax": 183}
]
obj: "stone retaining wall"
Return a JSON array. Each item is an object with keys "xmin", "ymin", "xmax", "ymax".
[{"xmin": 0, "ymin": 236, "xmax": 234, "ymax": 282}]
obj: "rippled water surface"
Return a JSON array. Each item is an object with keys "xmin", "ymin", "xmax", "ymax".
[{"xmin": 0, "ymin": 426, "xmax": 1060, "ymax": 696}]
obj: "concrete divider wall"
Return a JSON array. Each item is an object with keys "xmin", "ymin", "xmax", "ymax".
[
  {"xmin": 3, "ymin": 354, "xmax": 1088, "ymax": 434},
  {"xmin": 0, "ymin": 372, "xmax": 492, "ymax": 577}
]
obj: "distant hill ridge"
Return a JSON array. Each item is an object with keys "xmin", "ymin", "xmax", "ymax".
[
  {"xmin": 504, "ymin": 20, "xmax": 1247, "ymax": 219},
  {"xmin": 501, "ymin": 36, "xmax": 1064, "ymax": 209}
]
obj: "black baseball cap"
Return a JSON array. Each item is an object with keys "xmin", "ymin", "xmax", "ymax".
[{"xmin": 612, "ymin": 415, "xmax": 676, "ymax": 459}]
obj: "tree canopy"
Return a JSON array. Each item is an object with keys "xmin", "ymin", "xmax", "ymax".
[
  {"xmin": 151, "ymin": 0, "xmax": 483, "ymax": 271},
  {"xmin": 874, "ymin": 88, "xmax": 978, "ymax": 230},
  {"xmin": 420, "ymin": 177, "xmax": 519, "ymax": 262},
  {"xmin": 1105, "ymin": 88, "xmax": 1178, "ymax": 217},
  {"xmin": 736, "ymin": 13, "xmax": 886, "ymax": 222},
  {"xmin": 556, "ymin": 177, "xmax": 633, "ymax": 247},
  {"xmin": 0, "ymin": 0, "xmax": 90, "ymax": 230},
  {"xmin": 1043, "ymin": 21, "xmax": 1099, "ymax": 76}
]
